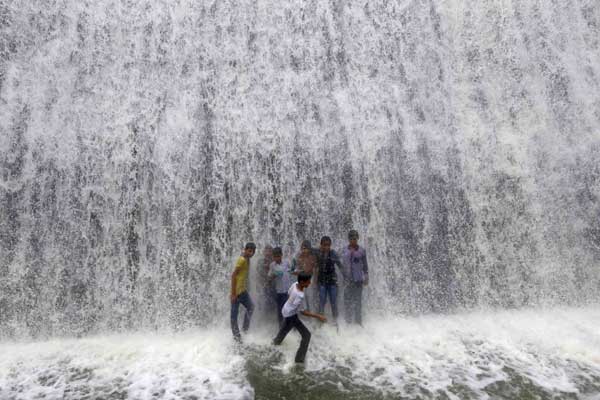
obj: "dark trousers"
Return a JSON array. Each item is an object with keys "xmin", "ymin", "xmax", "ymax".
[
  {"xmin": 344, "ymin": 282, "xmax": 363, "ymax": 325},
  {"xmin": 275, "ymin": 293, "xmax": 287, "ymax": 326},
  {"xmin": 273, "ymin": 314, "xmax": 311, "ymax": 363},
  {"xmin": 230, "ymin": 291, "xmax": 254, "ymax": 340},
  {"xmin": 318, "ymin": 284, "xmax": 338, "ymax": 319}
]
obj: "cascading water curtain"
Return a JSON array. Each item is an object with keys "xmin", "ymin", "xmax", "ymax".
[{"xmin": 1, "ymin": 0, "xmax": 599, "ymax": 338}]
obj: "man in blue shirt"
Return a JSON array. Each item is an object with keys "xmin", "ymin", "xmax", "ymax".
[{"xmin": 341, "ymin": 230, "xmax": 368, "ymax": 325}]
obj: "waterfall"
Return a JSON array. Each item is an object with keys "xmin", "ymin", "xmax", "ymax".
[{"xmin": 1, "ymin": 0, "xmax": 599, "ymax": 338}]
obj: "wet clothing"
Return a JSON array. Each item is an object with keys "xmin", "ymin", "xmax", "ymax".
[
  {"xmin": 341, "ymin": 246, "xmax": 369, "ymax": 283},
  {"xmin": 344, "ymin": 282, "xmax": 363, "ymax": 325},
  {"xmin": 233, "ymin": 256, "xmax": 250, "ymax": 296},
  {"xmin": 341, "ymin": 245, "xmax": 368, "ymax": 325},
  {"xmin": 318, "ymin": 284, "xmax": 338, "ymax": 319},
  {"xmin": 231, "ymin": 256, "xmax": 253, "ymax": 340},
  {"xmin": 282, "ymin": 283, "xmax": 305, "ymax": 318},
  {"xmin": 315, "ymin": 250, "xmax": 342, "ymax": 320},
  {"xmin": 268, "ymin": 260, "xmax": 292, "ymax": 294},
  {"xmin": 269, "ymin": 261, "xmax": 292, "ymax": 325},
  {"xmin": 274, "ymin": 283, "xmax": 311, "ymax": 363},
  {"xmin": 316, "ymin": 250, "xmax": 343, "ymax": 286},
  {"xmin": 230, "ymin": 291, "xmax": 254, "ymax": 340},
  {"xmin": 308, "ymin": 285, "xmax": 320, "ymax": 312},
  {"xmin": 272, "ymin": 314, "xmax": 311, "ymax": 363}
]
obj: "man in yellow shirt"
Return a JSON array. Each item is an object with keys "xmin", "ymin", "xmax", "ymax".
[{"xmin": 230, "ymin": 242, "xmax": 256, "ymax": 342}]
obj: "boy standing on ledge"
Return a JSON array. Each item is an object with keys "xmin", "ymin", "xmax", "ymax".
[
  {"xmin": 342, "ymin": 230, "xmax": 369, "ymax": 325},
  {"xmin": 316, "ymin": 236, "xmax": 344, "ymax": 325},
  {"xmin": 272, "ymin": 273, "xmax": 326, "ymax": 363},
  {"xmin": 230, "ymin": 242, "xmax": 256, "ymax": 342}
]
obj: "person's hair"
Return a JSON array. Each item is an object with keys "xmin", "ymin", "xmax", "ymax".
[
  {"xmin": 320, "ymin": 236, "xmax": 331, "ymax": 245},
  {"xmin": 301, "ymin": 240, "xmax": 311, "ymax": 250},
  {"xmin": 348, "ymin": 230, "xmax": 359, "ymax": 239},
  {"xmin": 298, "ymin": 272, "xmax": 312, "ymax": 283},
  {"xmin": 264, "ymin": 244, "xmax": 273, "ymax": 250},
  {"xmin": 272, "ymin": 247, "xmax": 283, "ymax": 256},
  {"xmin": 244, "ymin": 242, "xmax": 256, "ymax": 250}
]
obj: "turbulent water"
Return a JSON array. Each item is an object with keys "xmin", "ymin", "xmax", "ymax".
[
  {"xmin": 1, "ymin": 308, "xmax": 600, "ymax": 400},
  {"xmin": 1, "ymin": 0, "xmax": 600, "ymax": 398}
]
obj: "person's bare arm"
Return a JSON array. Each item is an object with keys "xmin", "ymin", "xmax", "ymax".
[{"xmin": 301, "ymin": 310, "xmax": 327, "ymax": 322}]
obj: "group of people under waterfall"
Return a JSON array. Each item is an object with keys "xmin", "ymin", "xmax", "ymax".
[{"xmin": 229, "ymin": 230, "xmax": 369, "ymax": 363}]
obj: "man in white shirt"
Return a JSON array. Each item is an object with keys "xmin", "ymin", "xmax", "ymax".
[{"xmin": 272, "ymin": 273, "xmax": 327, "ymax": 363}]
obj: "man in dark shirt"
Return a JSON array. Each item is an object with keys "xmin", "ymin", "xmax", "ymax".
[{"xmin": 316, "ymin": 236, "xmax": 344, "ymax": 324}]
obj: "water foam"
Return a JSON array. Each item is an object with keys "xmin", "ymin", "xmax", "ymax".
[
  {"xmin": 3, "ymin": 307, "xmax": 598, "ymax": 399},
  {"xmin": 246, "ymin": 306, "xmax": 600, "ymax": 398},
  {"xmin": 0, "ymin": 331, "xmax": 253, "ymax": 400}
]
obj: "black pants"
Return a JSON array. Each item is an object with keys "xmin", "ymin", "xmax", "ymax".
[
  {"xmin": 344, "ymin": 282, "xmax": 363, "ymax": 325},
  {"xmin": 272, "ymin": 314, "xmax": 311, "ymax": 363}
]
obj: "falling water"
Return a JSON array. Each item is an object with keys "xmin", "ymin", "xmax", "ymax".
[{"xmin": 1, "ymin": 0, "xmax": 599, "ymax": 398}]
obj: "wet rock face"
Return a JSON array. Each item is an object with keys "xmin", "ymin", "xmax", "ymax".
[{"xmin": 0, "ymin": 1, "xmax": 599, "ymax": 336}]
